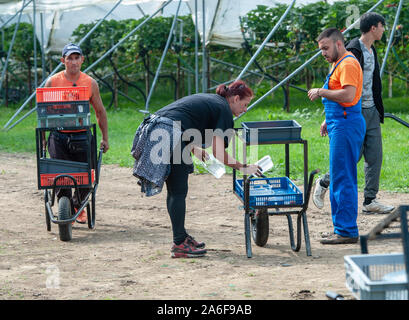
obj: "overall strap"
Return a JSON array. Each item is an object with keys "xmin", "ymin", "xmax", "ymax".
[{"xmin": 328, "ymin": 54, "xmax": 357, "ymax": 78}]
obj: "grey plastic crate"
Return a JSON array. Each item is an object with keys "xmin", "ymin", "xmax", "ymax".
[
  {"xmin": 39, "ymin": 158, "xmax": 89, "ymax": 174},
  {"xmin": 344, "ymin": 253, "xmax": 409, "ymax": 300},
  {"xmin": 37, "ymin": 101, "xmax": 90, "ymax": 116},
  {"xmin": 37, "ymin": 113, "xmax": 90, "ymax": 128},
  {"xmin": 37, "ymin": 101, "xmax": 90, "ymax": 128},
  {"xmin": 241, "ymin": 120, "xmax": 302, "ymax": 144}
]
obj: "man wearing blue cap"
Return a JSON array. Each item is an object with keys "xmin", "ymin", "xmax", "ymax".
[{"xmin": 44, "ymin": 43, "xmax": 109, "ymax": 224}]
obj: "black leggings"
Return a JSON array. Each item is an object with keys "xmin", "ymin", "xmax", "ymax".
[{"xmin": 165, "ymin": 162, "xmax": 190, "ymax": 245}]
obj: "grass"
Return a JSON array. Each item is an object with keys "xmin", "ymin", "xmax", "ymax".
[{"xmin": 1, "ymin": 79, "xmax": 408, "ymax": 192}]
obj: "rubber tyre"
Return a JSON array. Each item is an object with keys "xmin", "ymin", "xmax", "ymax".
[
  {"xmin": 58, "ymin": 196, "xmax": 72, "ymax": 241},
  {"xmin": 44, "ymin": 190, "xmax": 51, "ymax": 232},
  {"xmin": 251, "ymin": 208, "xmax": 269, "ymax": 247}
]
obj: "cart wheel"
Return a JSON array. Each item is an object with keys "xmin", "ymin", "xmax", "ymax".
[
  {"xmin": 251, "ymin": 208, "xmax": 269, "ymax": 247},
  {"xmin": 44, "ymin": 190, "xmax": 51, "ymax": 232},
  {"xmin": 58, "ymin": 196, "xmax": 72, "ymax": 241}
]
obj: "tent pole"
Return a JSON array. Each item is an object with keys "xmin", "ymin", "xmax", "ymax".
[
  {"xmin": 0, "ymin": 0, "xmax": 33, "ymax": 30},
  {"xmin": 4, "ymin": 0, "xmax": 125, "ymax": 130},
  {"xmin": 33, "ymin": 0, "xmax": 37, "ymax": 88},
  {"xmin": 235, "ymin": 0, "xmax": 386, "ymax": 121},
  {"xmin": 84, "ymin": 0, "xmax": 172, "ymax": 73},
  {"xmin": 380, "ymin": 0, "xmax": 403, "ymax": 79},
  {"xmin": 210, "ymin": 57, "xmax": 306, "ymax": 93},
  {"xmin": 201, "ymin": 0, "xmax": 207, "ymax": 93},
  {"xmin": 194, "ymin": 0, "xmax": 199, "ymax": 93},
  {"xmin": 235, "ymin": 0, "xmax": 296, "ymax": 81},
  {"xmin": 144, "ymin": 0, "xmax": 182, "ymax": 113},
  {"xmin": 40, "ymin": 12, "xmax": 45, "ymax": 82},
  {"xmin": 0, "ymin": 0, "xmax": 26, "ymax": 98}
]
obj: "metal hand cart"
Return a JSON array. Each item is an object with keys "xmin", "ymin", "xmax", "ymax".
[
  {"xmin": 232, "ymin": 120, "xmax": 318, "ymax": 258},
  {"xmin": 35, "ymin": 87, "xmax": 103, "ymax": 241}
]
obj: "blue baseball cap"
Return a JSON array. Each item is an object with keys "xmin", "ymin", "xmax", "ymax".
[{"xmin": 62, "ymin": 43, "xmax": 83, "ymax": 57}]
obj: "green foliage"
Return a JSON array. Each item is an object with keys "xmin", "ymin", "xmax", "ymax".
[
  {"xmin": 1, "ymin": 0, "xmax": 408, "ymax": 110},
  {"xmin": 1, "ymin": 22, "xmax": 42, "ymax": 101}
]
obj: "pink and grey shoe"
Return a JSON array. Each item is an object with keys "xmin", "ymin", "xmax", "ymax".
[
  {"xmin": 171, "ymin": 237, "xmax": 207, "ymax": 258},
  {"xmin": 185, "ymin": 235, "xmax": 206, "ymax": 249}
]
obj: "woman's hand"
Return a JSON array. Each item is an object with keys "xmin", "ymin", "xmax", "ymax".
[
  {"xmin": 191, "ymin": 145, "xmax": 209, "ymax": 162},
  {"xmin": 240, "ymin": 164, "xmax": 262, "ymax": 176}
]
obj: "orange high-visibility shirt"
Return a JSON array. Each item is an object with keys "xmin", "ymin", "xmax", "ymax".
[{"xmin": 328, "ymin": 52, "xmax": 363, "ymax": 107}]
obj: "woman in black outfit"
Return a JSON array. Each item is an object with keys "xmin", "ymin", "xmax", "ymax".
[{"xmin": 132, "ymin": 80, "xmax": 261, "ymax": 258}]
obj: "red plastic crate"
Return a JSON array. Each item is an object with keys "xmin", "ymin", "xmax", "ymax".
[
  {"xmin": 40, "ymin": 170, "xmax": 94, "ymax": 187},
  {"xmin": 36, "ymin": 86, "xmax": 89, "ymax": 103}
]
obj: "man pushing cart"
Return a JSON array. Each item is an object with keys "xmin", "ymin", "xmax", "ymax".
[{"xmin": 36, "ymin": 43, "xmax": 109, "ymax": 241}]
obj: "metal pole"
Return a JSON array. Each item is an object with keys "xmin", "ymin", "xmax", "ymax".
[
  {"xmin": 210, "ymin": 57, "xmax": 307, "ymax": 92},
  {"xmin": 235, "ymin": 0, "xmax": 296, "ymax": 81},
  {"xmin": 84, "ymin": 0, "xmax": 172, "ymax": 73},
  {"xmin": 235, "ymin": 0, "xmax": 386, "ymax": 121},
  {"xmin": 380, "ymin": 0, "xmax": 403, "ymax": 79},
  {"xmin": 0, "ymin": 0, "xmax": 26, "ymax": 95},
  {"xmin": 0, "ymin": 0, "xmax": 33, "ymax": 30},
  {"xmin": 144, "ymin": 0, "xmax": 182, "ymax": 112},
  {"xmin": 201, "ymin": 0, "xmax": 206, "ymax": 92},
  {"xmin": 79, "ymin": 0, "xmax": 123, "ymax": 47},
  {"xmin": 4, "ymin": 0, "xmax": 126, "ymax": 130},
  {"xmin": 194, "ymin": 0, "xmax": 199, "ymax": 93},
  {"xmin": 40, "ymin": 12, "xmax": 45, "ymax": 82},
  {"xmin": 33, "ymin": 0, "xmax": 38, "ymax": 88}
]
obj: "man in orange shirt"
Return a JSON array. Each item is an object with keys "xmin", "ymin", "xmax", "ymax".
[
  {"xmin": 308, "ymin": 28, "xmax": 366, "ymax": 244},
  {"xmin": 45, "ymin": 43, "xmax": 109, "ymax": 224}
]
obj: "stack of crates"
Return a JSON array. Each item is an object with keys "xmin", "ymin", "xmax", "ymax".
[
  {"xmin": 36, "ymin": 86, "xmax": 90, "ymax": 128},
  {"xmin": 36, "ymin": 86, "xmax": 94, "ymax": 189}
]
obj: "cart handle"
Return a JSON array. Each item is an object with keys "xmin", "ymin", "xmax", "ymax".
[{"xmin": 95, "ymin": 147, "xmax": 104, "ymax": 184}]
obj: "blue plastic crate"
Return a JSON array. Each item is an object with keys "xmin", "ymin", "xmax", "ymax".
[{"xmin": 235, "ymin": 177, "xmax": 303, "ymax": 206}]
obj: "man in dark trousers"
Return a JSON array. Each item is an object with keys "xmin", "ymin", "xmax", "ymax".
[
  {"xmin": 45, "ymin": 43, "xmax": 109, "ymax": 224},
  {"xmin": 313, "ymin": 13, "xmax": 394, "ymax": 215}
]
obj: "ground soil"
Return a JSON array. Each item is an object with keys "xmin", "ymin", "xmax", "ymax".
[{"xmin": 0, "ymin": 151, "xmax": 407, "ymax": 300}]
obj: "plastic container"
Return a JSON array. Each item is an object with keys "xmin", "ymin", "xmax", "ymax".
[
  {"xmin": 40, "ymin": 171, "xmax": 94, "ymax": 187},
  {"xmin": 36, "ymin": 87, "xmax": 91, "ymax": 129},
  {"xmin": 36, "ymin": 86, "xmax": 89, "ymax": 102},
  {"xmin": 37, "ymin": 113, "xmax": 90, "ymax": 128},
  {"xmin": 344, "ymin": 253, "xmax": 409, "ymax": 300},
  {"xmin": 37, "ymin": 101, "xmax": 90, "ymax": 116},
  {"xmin": 255, "ymin": 155, "xmax": 274, "ymax": 174},
  {"xmin": 234, "ymin": 177, "xmax": 303, "ymax": 206},
  {"xmin": 38, "ymin": 158, "xmax": 89, "ymax": 174},
  {"xmin": 201, "ymin": 154, "xmax": 226, "ymax": 179},
  {"xmin": 241, "ymin": 120, "xmax": 302, "ymax": 144}
]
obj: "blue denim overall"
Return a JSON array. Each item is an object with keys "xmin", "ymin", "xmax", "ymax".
[{"xmin": 322, "ymin": 55, "xmax": 366, "ymax": 237}]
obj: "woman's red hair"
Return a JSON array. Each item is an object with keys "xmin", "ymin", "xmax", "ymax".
[{"xmin": 216, "ymin": 80, "xmax": 253, "ymax": 100}]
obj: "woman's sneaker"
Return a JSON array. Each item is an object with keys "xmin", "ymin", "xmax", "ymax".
[
  {"xmin": 171, "ymin": 238, "xmax": 207, "ymax": 258},
  {"xmin": 185, "ymin": 235, "xmax": 206, "ymax": 249}
]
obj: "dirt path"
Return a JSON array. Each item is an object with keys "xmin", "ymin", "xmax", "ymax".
[{"xmin": 0, "ymin": 152, "xmax": 406, "ymax": 300}]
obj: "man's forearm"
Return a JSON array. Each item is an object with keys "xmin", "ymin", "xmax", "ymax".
[{"xmin": 319, "ymin": 87, "xmax": 356, "ymax": 104}]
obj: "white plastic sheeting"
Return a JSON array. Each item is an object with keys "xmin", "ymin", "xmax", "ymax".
[{"xmin": 0, "ymin": 0, "xmax": 333, "ymax": 51}]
